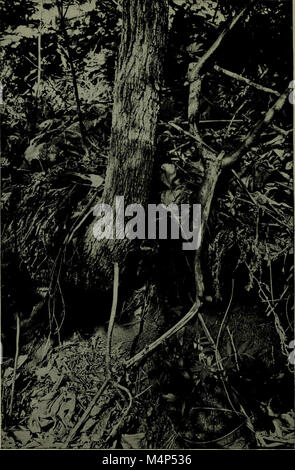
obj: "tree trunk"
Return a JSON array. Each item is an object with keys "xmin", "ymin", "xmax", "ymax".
[
  {"xmin": 104, "ymin": 0, "xmax": 168, "ymax": 206},
  {"xmin": 84, "ymin": 0, "xmax": 168, "ymax": 287}
]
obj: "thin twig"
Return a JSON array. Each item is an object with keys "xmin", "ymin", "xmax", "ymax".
[
  {"xmin": 63, "ymin": 192, "xmax": 99, "ymax": 246},
  {"xmin": 106, "ymin": 381, "xmax": 133, "ymax": 441},
  {"xmin": 225, "ymin": 99, "xmax": 248, "ymax": 137},
  {"xmin": 106, "ymin": 263, "xmax": 119, "ymax": 375},
  {"xmin": 36, "ymin": 0, "xmax": 43, "ymax": 99},
  {"xmin": 236, "ymin": 196, "xmax": 291, "ymax": 230},
  {"xmin": 216, "ymin": 279, "xmax": 235, "ymax": 350},
  {"xmin": 214, "ymin": 65, "xmax": 280, "ymax": 97},
  {"xmin": 9, "ymin": 314, "xmax": 20, "ymax": 417},
  {"xmin": 134, "ymin": 384, "xmax": 154, "ymax": 399},
  {"xmin": 198, "ymin": 312, "xmax": 237, "ymax": 412},
  {"xmin": 168, "ymin": 121, "xmax": 216, "ymax": 154},
  {"xmin": 56, "ymin": 0, "xmax": 86, "ymax": 143},
  {"xmin": 272, "ymin": 124, "xmax": 293, "ymax": 136},
  {"xmin": 265, "ymin": 237, "xmax": 274, "ymax": 304},
  {"xmin": 226, "ymin": 326, "xmax": 240, "ymax": 372}
]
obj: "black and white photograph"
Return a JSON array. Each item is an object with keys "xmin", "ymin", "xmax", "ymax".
[{"xmin": 0, "ymin": 0, "xmax": 294, "ymax": 453}]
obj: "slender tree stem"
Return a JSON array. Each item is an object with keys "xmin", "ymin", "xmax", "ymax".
[
  {"xmin": 9, "ymin": 314, "xmax": 20, "ymax": 417},
  {"xmin": 106, "ymin": 263, "xmax": 119, "ymax": 375},
  {"xmin": 56, "ymin": 0, "xmax": 86, "ymax": 144},
  {"xmin": 36, "ymin": 0, "xmax": 43, "ymax": 99}
]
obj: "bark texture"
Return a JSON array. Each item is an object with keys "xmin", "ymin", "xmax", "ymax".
[
  {"xmin": 104, "ymin": 0, "xmax": 168, "ymax": 206},
  {"xmin": 84, "ymin": 0, "xmax": 168, "ymax": 287}
]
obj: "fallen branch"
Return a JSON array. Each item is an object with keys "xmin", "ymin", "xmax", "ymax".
[
  {"xmin": 125, "ymin": 300, "xmax": 201, "ymax": 368},
  {"xmin": 199, "ymin": 119, "xmax": 243, "ymax": 124},
  {"xmin": 214, "ymin": 65, "xmax": 280, "ymax": 97}
]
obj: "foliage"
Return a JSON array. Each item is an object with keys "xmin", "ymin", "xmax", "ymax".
[{"xmin": 1, "ymin": 0, "xmax": 293, "ymax": 450}]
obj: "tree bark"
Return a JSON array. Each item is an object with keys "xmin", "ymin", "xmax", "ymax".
[
  {"xmin": 84, "ymin": 0, "xmax": 168, "ymax": 287},
  {"xmin": 104, "ymin": 0, "xmax": 168, "ymax": 206}
]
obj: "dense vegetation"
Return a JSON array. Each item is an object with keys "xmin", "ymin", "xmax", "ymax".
[{"xmin": 1, "ymin": 0, "xmax": 294, "ymax": 449}]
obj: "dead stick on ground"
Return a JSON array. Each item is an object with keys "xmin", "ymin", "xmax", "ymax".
[
  {"xmin": 65, "ymin": 263, "xmax": 119, "ymax": 447},
  {"xmin": 9, "ymin": 313, "xmax": 20, "ymax": 416},
  {"xmin": 125, "ymin": 300, "xmax": 201, "ymax": 368}
]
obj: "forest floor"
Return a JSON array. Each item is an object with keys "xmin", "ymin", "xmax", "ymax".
[{"xmin": 1, "ymin": 302, "xmax": 294, "ymax": 449}]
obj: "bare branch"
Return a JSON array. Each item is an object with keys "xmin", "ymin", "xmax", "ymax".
[
  {"xmin": 200, "ymin": 119, "xmax": 243, "ymax": 124},
  {"xmin": 189, "ymin": 0, "xmax": 257, "ymax": 81},
  {"xmin": 125, "ymin": 300, "xmax": 201, "ymax": 368},
  {"xmin": 214, "ymin": 65, "xmax": 280, "ymax": 97},
  {"xmin": 222, "ymin": 87, "xmax": 290, "ymax": 168},
  {"xmin": 187, "ymin": 1, "xmax": 257, "ymax": 157},
  {"xmin": 187, "ymin": 76, "xmax": 213, "ymax": 156}
]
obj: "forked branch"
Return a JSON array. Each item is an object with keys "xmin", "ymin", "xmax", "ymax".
[
  {"xmin": 189, "ymin": 0, "xmax": 257, "ymax": 82},
  {"xmin": 188, "ymin": 0, "xmax": 257, "ymax": 157}
]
